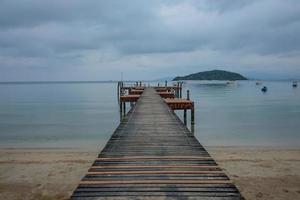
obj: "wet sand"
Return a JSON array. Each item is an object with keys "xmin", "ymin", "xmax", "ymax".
[{"xmin": 0, "ymin": 147, "xmax": 299, "ymax": 200}]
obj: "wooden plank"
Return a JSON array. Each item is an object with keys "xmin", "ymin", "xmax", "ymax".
[
  {"xmin": 90, "ymin": 165, "xmax": 220, "ymax": 169},
  {"xmin": 86, "ymin": 171, "xmax": 224, "ymax": 175},
  {"xmin": 72, "ymin": 192, "xmax": 240, "ymax": 197},
  {"xmin": 71, "ymin": 197, "xmax": 242, "ymax": 200},
  {"xmin": 129, "ymin": 90, "xmax": 144, "ymax": 95},
  {"xmin": 76, "ymin": 184, "xmax": 238, "ymax": 189},
  {"xmin": 79, "ymin": 180, "xmax": 233, "ymax": 185},
  {"xmin": 73, "ymin": 187, "xmax": 238, "ymax": 192},
  {"xmin": 120, "ymin": 95, "xmax": 140, "ymax": 102},
  {"xmin": 95, "ymin": 157, "xmax": 214, "ymax": 161},
  {"xmin": 82, "ymin": 176, "xmax": 229, "ymax": 181},
  {"xmin": 157, "ymin": 92, "xmax": 175, "ymax": 99}
]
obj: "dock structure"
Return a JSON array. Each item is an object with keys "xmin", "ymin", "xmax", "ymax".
[
  {"xmin": 71, "ymin": 84, "xmax": 243, "ymax": 200},
  {"xmin": 118, "ymin": 82, "xmax": 190, "ymax": 125}
]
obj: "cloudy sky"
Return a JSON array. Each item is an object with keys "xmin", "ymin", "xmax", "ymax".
[{"xmin": 0, "ymin": 0, "xmax": 300, "ymax": 81}]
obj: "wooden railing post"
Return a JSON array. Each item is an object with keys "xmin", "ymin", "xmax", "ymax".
[
  {"xmin": 180, "ymin": 82, "xmax": 183, "ymax": 98},
  {"xmin": 175, "ymin": 82, "xmax": 179, "ymax": 98}
]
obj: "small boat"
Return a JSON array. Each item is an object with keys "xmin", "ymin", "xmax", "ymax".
[
  {"xmin": 261, "ymin": 86, "xmax": 267, "ymax": 92},
  {"xmin": 256, "ymin": 81, "xmax": 262, "ymax": 85},
  {"xmin": 293, "ymin": 81, "xmax": 297, "ymax": 88},
  {"xmin": 226, "ymin": 81, "xmax": 235, "ymax": 85}
]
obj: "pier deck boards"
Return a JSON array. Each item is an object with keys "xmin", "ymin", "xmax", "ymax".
[{"xmin": 71, "ymin": 88, "xmax": 243, "ymax": 200}]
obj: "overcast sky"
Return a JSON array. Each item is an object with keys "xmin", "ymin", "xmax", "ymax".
[{"xmin": 0, "ymin": 0, "xmax": 300, "ymax": 81}]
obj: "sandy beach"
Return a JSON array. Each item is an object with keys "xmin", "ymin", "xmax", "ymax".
[{"xmin": 0, "ymin": 147, "xmax": 299, "ymax": 200}]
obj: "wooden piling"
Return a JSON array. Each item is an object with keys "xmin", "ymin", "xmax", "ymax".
[
  {"xmin": 191, "ymin": 106, "xmax": 195, "ymax": 134},
  {"xmin": 117, "ymin": 82, "xmax": 120, "ymax": 103},
  {"xmin": 119, "ymin": 102, "xmax": 123, "ymax": 121},
  {"xmin": 123, "ymin": 102, "xmax": 126, "ymax": 116},
  {"xmin": 184, "ymin": 109, "xmax": 187, "ymax": 125}
]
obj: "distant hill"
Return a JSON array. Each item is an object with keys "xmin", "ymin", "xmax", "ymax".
[{"xmin": 173, "ymin": 70, "xmax": 247, "ymax": 81}]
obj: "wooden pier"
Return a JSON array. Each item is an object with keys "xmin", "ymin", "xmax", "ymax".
[{"xmin": 71, "ymin": 84, "xmax": 243, "ymax": 200}]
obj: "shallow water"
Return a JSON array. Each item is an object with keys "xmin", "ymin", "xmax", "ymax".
[
  {"xmin": 0, "ymin": 81, "xmax": 299, "ymax": 148},
  {"xmin": 181, "ymin": 81, "xmax": 300, "ymax": 147}
]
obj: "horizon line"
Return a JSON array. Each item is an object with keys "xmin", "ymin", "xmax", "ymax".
[{"xmin": 0, "ymin": 79, "xmax": 298, "ymax": 84}]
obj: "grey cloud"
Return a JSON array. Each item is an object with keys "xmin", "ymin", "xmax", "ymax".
[
  {"xmin": 0, "ymin": 0, "xmax": 299, "ymax": 81},
  {"xmin": 0, "ymin": 0, "xmax": 158, "ymax": 28}
]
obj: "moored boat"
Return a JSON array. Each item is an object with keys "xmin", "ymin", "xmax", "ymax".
[
  {"xmin": 261, "ymin": 86, "xmax": 267, "ymax": 92},
  {"xmin": 293, "ymin": 81, "xmax": 297, "ymax": 88}
]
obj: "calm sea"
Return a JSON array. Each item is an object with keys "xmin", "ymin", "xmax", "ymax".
[{"xmin": 0, "ymin": 81, "xmax": 299, "ymax": 149}]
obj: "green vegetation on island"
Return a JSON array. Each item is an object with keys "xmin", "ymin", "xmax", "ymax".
[{"xmin": 173, "ymin": 70, "xmax": 248, "ymax": 81}]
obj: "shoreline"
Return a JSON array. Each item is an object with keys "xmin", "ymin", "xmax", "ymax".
[
  {"xmin": 0, "ymin": 146, "xmax": 299, "ymax": 200},
  {"xmin": 1, "ymin": 143, "xmax": 300, "ymax": 149}
]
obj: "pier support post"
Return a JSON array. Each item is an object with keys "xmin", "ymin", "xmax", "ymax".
[
  {"xmin": 191, "ymin": 122, "xmax": 195, "ymax": 135},
  {"xmin": 120, "ymin": 82, "xmax": 123, "ymax": 96},
  {"xmin": 119, "ymin": 102, "xmax": 123, "ymax": 121},
  {"xmin": 187, "ymin": 90, "xmax": 190, "ymax": 100},
  {"xmin": 165, "ymin": 80, "xmax": 167, "ymax": 87},
  {"xmin": 184, "ymin": 109, "xmax": 187, "ymax": 125},
  {"xmin": 123, "ymin": 102, "xmax": 126, "ymax": 116},
  {"xmin": 191, "ymin": 105, "xmax": 195, "ymax": 135},
  {"xmin": 117, "ymin": 82, "xmax": 120, "ymax": 104}
]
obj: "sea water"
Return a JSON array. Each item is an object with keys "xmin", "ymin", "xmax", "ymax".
[
  {"xmin": 181, "ymin": 80, "xmax": 300, "ymax": 147},
  {"xmin": 0, "ymin": 81, "xmax": 299, "ymax": 149}
]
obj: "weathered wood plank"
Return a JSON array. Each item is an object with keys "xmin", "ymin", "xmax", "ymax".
[
  {"xmin": 90, "ymin": 165, "xmax": 220, "ymax": 169},
  {"xmin": 72, "ymin": 192, "xmax": 240, "ymax": 197},
  {"xmin": 86, "ymin": 171, "xmax": 225, "ymax": 175},
  {"xmin": 79, "ymin": 180, "xmax": 233, "ymax": 185}
]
